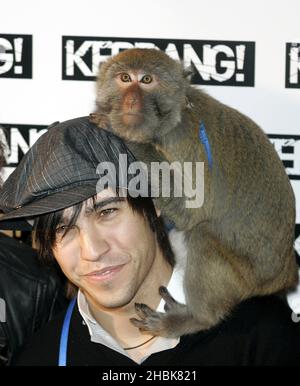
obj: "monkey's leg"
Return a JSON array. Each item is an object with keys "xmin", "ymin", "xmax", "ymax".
[
  {"xmin": 179, "ymin": 223, "xmax": 249, "ymax": 334},
  {"xmin": 130, "ymin": 223, "xmax": 248, "ymax": 338}
]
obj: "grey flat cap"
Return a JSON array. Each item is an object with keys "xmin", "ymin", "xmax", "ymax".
[{"xmin": 0, "ymin": 116, "xmax": 139, "ymax": 228}]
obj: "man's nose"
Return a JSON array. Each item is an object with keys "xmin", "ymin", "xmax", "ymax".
[{"xmin": 79, "ymin": 227, "xmax": 109, "ymax": 262}]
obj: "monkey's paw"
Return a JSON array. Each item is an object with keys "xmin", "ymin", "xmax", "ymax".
[
  {"xmin": 130, "ymin": 286, "xmax": 187, "ymax": 338},
  {"xmin": 89, "ymin": 113, "xmax": 111, "ymax": 130}
]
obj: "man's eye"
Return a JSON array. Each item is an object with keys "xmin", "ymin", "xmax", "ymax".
[
  {"xmin": 98, "ymin": 208, "xmax": 117, "ymax": 217},
  {"xmin": 55, "ymin": 225, "xmax": 68, "ymax": 235}
]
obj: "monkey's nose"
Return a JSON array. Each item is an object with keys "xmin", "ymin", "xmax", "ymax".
[{"xmin": 130, "ymin": 97, "xmax": 137, "ymax": 108}]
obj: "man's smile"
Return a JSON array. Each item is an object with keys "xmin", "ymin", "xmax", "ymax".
[{"xmin": 81, "ymin": 264, "xmax": 127, "ymax": 282}]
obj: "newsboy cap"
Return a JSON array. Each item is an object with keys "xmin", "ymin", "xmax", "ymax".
[{"xmin": 0, "ymin": 116, "xmax": 139, "ymax": 229}]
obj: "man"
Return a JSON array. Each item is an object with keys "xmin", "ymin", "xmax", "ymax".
[
  {"xmin": 0, "ymin": 117, "xmax": 299, "ymax": 366},
  {"xmin": 0, "ymin": 140, "xmax": 68, "ymax": 366}
]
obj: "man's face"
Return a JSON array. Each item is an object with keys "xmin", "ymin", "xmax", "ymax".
[{"xmin": 53, "ymin": 189, "xmax": 166, "ymax": 311}]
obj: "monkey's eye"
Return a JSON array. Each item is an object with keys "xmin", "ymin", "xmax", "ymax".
[
  {"xmin": 120, "ymin": 73, "xmax": 131, "ymax": 82},
  {"xmin": 141, "ymin": 75, "xmax": 153, "ymax": 84}
]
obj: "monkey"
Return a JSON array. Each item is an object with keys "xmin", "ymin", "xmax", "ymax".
[{"xmin": 89, "ymin": 48, "xmax": 299, "ymax": 338}]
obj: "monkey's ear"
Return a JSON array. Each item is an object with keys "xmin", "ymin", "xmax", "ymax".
[
  {"xmin": 155, "ymin": 206, "xmax": 161, "ymax": 217},
  {"xmin": 183, "ymin": 66, "xmax": 195, "ymax": 80}
]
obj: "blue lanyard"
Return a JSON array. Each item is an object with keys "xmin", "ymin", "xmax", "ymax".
[
  {"xmin": 58, "ymin": 297, "xmax": 76, "ymax": 366},
  {"xmin": 198, "ymin": 122, "xmax": 213, "ymax": 170}
]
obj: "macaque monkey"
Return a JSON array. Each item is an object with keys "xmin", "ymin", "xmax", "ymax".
[{"xmin": 90, "ymin": 48, "xmax": 298, "ymax": 338}]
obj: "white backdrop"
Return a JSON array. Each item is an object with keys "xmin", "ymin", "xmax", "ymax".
[{"xmin": 0, "ymin": 0, "xmax": 300, "ymax": 313}]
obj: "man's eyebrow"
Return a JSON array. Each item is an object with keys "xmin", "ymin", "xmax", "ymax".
[{"xmin": 85, "ymin": 197, "xmax": 126, "ymax": 214}]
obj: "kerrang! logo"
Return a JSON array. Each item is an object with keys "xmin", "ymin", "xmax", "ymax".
[
  {"xmin": 62, "ymin": 36, "xmax": 255, "ymax": 86},
  {"xmin": 286, "ymin": 43, "xmax": 300, "ymax": 88},
  {"xmin": 0, "ymin": 34, "xmax": 32, "ymax": 79}
]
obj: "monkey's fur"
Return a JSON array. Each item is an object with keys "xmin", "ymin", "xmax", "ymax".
[{"xmin": 90, "ymin": 48, "xmax": 298, "ymax": 338}]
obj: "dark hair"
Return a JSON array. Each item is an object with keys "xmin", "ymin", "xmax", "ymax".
[{"xmin": 34, "ymin": 194, "xmax": 175, "ymax": 296}]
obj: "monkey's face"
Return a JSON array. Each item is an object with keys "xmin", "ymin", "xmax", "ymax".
[{"xmin": 95, "ymin": 49, "xmax": 188, "ymax": 143}]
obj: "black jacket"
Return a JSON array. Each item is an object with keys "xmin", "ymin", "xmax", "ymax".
[
  {"xmin": 0, "ymin": 234, "xmax": 68, "ymax": 365},
  {"xmin": 13, "ymin": 295, "xmax": 300, "ymax": 366}
]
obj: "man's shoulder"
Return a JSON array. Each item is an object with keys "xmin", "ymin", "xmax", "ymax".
[
  {"xmin": 12, "ymin": 305, "xmax": 69, "ymax": 366},
  {"xmin": 179, "ymin": 295, "xmax": 300, "ymax": 365},
  {"xmin": 0, "ymin": 234, "xmax": 52, "ymax": 281},
  {"xmin": 226, "ymin": 295, "xmax": 296, "ymax": 331},
  {"xmin": 215, "ymin": 295, "xmax": 300, "ymax": 365}
]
